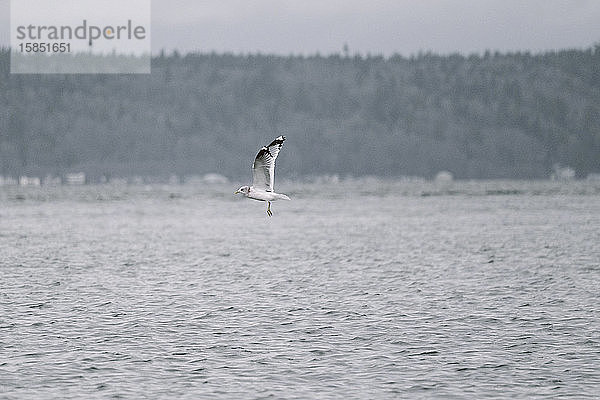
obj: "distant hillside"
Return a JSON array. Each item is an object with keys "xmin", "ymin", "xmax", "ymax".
[{"xmin": 1, "ymin": 46, "xmax": 599, "ymax": 179}]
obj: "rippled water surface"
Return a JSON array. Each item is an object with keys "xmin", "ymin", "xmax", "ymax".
[{"xmin": 1, "ymin": 180, "xmax": 600, "ymax": 398}]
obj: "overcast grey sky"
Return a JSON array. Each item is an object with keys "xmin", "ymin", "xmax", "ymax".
[{"xmin": 1, "ymin": 0, "xmax": 599, "ymax": 56}]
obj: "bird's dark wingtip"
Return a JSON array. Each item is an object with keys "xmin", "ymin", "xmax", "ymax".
[{"xmin": 267, "ymin": 136, "xmax": 286, "ymax": 148}]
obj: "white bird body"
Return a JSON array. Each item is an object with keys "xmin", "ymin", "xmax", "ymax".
[
  {"xmin": 245, "ymin": 188, "xmax": 290, "ymax": 202},
  {"xmin": 235, "ymin": 136, "xmax": 290, "ymax": 216}
]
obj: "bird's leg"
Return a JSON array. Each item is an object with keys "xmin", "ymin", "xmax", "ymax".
[{"xmin": 267, "ymin": 201, "xmax": 272, "ymax": 217}]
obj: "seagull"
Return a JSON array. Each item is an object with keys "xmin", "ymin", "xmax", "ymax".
[{"xmin": 235, "ymin": 136, "xmax": 290, "ymax": 216}]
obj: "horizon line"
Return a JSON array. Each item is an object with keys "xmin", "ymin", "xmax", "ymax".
[{"xmin": 2, "ymin": 41, "xmax": 599, "ymax": 61}]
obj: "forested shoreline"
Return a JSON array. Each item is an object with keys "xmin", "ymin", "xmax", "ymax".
[{"xmin": 1, "ymin": 46, "xmax": 599, "ymax": 180}]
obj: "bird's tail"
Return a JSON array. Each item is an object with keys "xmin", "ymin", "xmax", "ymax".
[{"xmin": 276, "ymin": 193, "xmax": 291, "ymax": 201}]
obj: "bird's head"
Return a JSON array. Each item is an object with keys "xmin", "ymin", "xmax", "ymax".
[{"xmin": 234, "ymin": 186, "xmax": 250, "ymax": 195}]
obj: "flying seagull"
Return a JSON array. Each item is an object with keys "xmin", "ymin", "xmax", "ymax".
[{"xmin": 235, "ymin": 136, "xmax": 290, "ymax": 216}]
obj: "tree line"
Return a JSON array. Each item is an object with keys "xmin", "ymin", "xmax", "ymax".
[{"xmin": 1, "ymin": 45, "xmax": 599, "ymax": 180}]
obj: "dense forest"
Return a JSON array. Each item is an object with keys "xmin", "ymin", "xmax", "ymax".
[{"xmin": 1, "ymin": 45, "xmax": 599, "ymax": 180}]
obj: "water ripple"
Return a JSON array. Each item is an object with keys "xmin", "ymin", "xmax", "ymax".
[{"xmin": 1, "ymin": 182, "xmax": 599, "ymax": 398}]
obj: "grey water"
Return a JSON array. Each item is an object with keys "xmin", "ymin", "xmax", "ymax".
[{"xmin": 1, "ymin": 180, "xmax": 599, "ymax": 399}]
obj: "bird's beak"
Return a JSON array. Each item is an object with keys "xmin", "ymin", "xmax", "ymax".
[{"xmin": 234, "ymin": 190, "xmax": 240, "ymax": 194}]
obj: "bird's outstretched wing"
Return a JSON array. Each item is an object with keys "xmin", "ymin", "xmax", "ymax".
[{"xmin": 252, "ymin": 136, "xmax": 286, "ymax": 192}]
